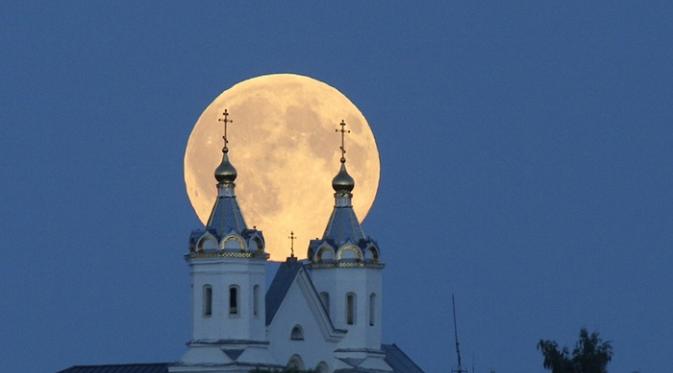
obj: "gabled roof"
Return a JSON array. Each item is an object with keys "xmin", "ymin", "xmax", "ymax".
[
  {"xmin": 265, "ymin": 258, "xmax": 346, "ymax": 340},
  {"xmin": 57, "ymin": 363, "xmax": 169, "ymax": 373},
  {"xmin": 265, "ymin": 258, "xmax": 303, "ymax": 326}
]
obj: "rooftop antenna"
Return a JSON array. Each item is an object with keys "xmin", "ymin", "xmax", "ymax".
[{"xmin": 452, "ymin": 294, "xmax": 467, "ymax": 373}]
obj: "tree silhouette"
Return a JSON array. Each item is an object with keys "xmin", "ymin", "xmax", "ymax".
[{"xmin": 538, "ymin": 328, "xmax": 613, "ymax": 373}]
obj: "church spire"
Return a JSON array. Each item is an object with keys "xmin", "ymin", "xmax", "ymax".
[
  {"xmin": 214, "ymin": 109, "xmax": 237, "ymax": 185},
  {"xmin": 319, "ymin": 120, "xmax": 365, "ymax": 246},
  {"xmin": 205, "ymin": 109, "xmax": 247, "ymax": 237}
]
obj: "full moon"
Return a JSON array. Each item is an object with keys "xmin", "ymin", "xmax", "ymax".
[{"xmin": 184, "ymin": 74, "xmax": 380, "ymax": 261}]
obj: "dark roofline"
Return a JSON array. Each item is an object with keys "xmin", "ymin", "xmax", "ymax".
[
  {"xmin": 382, "ymin": 343, "xmax": 425, "ymax": 373},
  {"xmin": 57, "ymin": 362, "xmax": 170, "ymax": 373},
  {"xmin": 265, "ymin": 258, "xmax": 303, "ymax": 325}
]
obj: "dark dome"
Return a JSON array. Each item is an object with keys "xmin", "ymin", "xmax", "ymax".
[
  {"xmin": 215, "ymin": 153, "xmax": 237, "ymax": 183},
  {"xmin": 332, "ymin": 163, "xmax": 355, "ymax": 192}
]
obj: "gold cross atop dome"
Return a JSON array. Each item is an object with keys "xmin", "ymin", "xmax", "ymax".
[
  {"xmin": 335, "ymin": 119, "xmax": 350, "ymax": 163},
  {"xmin": 218, "ymin": 108, "xmax": 234, "ymax": 153},
  {"xmin": 288, "ymin": 231, "xmax": 297, "ymax": 257}
]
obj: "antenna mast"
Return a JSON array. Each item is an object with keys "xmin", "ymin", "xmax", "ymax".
[{"xmin": 452, "ymin": 294, "xmax": 467, "ymax": 373}]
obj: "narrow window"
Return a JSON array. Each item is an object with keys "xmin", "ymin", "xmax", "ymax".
[
  {"xmin": 346, "ymin": 293, "xmax": 356, "ymax": 325},
  {"xmin": 290, "ymin": 325, "xmax": 304, "ymax": 340},
  {"xmin": 320, "ymin": 291, "xmax": 330, "ymax": 317},
  {"xmin": 202, "ymin": 285, "xmax": 212, "ymax": 317},
  {"xmin": 369, "ymin": 293, "xmax": 376, "ymax": 326},
  {"xmin": 229, "ymin": 285, "xmax": 239, "ymax": 315},
  {"xmin": 253, "ymin": 285, "xmax": 260, "ymax": 317}
]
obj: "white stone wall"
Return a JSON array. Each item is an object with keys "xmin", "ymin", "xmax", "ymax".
[
  {"xmin": 310, "ymin": 266, "xmax": 383, "ymax": 350},
  {"xmin": 267, "ymin": 273, "xmax": 339, "ymax": 372},
  {"xmin": 189, "ymin": 257, "xmax": 267, "ymax": 342}
]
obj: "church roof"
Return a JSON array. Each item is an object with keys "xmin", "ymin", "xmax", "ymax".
[
  {"xmin": 57, "ymin": 344, "xmax": 423, "ymax": 373},
  {"xmin": 57, "ymin": 363, "xmax": 169, "ymax": 373},
  {"xmin": 332, "ymin": 345, "xmax": 423, "ymax": 372},
  {"xmin": 265, "ymin": 258, "xmax": 342, "ymax": 332},
  {"xmin": 205, "ymin": 192, "xmax": 248, "ymax": 238},
  {"xmin": 382, "ymin": 344, "xmax": 425, "ymax": 373},
  {"xmin": 321, "ymin": 203, "xmax": 366, "ymax": 246},
  {"xmin": 265, "ymin": 258, "xmax": 303, "ymax": 326}
]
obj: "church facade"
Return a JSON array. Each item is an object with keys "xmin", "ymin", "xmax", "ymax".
[{"xmin": 59, "ymin": 115, "xmax": 423, "ymax": 373}]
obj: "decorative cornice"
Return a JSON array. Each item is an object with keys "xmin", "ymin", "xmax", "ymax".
[
  {"xmin": 308, "ymin": 261, "xmax": 385, "ymax": 269},
  {"xmin": 187, "ymin": 339, "xmax": 270, "ymax": 346},
  {"xmin": 186, "ymin": 251, "xmax": 269, "ymax": 260}
]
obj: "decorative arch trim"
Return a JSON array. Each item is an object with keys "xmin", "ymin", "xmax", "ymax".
[
  {"xmin": 315, "ymin": 243, "xmax": 336, "ymax": 262},
  {"xmin": 196, "ymin": 232, "xmax": 218, "ymax": 252},
  {"xmin": 221, "ymin": 234, "xmax": 246, "ymax": 251},
  {"xmin": 365, "ymin": 244, "xmax": 380, "ymax": 262},
  {"xmin": 337, "ymin": 244, "xmax": 364, "ymax": 261}
]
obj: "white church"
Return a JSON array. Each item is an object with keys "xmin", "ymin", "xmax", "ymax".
[{"xmin": 59, "ymin": 113, "xmax": 424, "ymax": 373}]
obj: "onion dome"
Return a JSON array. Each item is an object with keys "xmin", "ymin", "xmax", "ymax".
[
  {"xmin": 332, "ymin": 162, "xmax": 355, "ymax": 193},
  {"xmin": 306, "ymin": 119, "xmax": 382, "ymax": 267},
  {"xmin": 215, "ymin": 151, "xmax": 237, "ymax": 184}
]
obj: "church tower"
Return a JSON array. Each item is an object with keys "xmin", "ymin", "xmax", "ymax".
[
  {"xmin": 307, "ymin": 121, "xmax": 385, "ymax": 355},
  {"xmin": 175, "ymin": 110, "xmax": 278, "ymax": 372}
]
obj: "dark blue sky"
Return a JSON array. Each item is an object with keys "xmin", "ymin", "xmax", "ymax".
[{"xmin": 2, "ymin": 2, "xmax": 672, "ymax": 372}]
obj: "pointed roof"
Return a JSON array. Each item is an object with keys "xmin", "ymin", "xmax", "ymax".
[
  {"xmin": 322, "ymin": 201, "xmax": 366, "ymax": 246},
  {"xmin": 202, "ymin": 108, "xmax": 248, "ymax": 239},
  {"xmin": 306, "ymin": 120, "xmax": 382, "ymax": 264},
  {"xmin": 206, "ymin": 191, "xmax": 247, "ymax": 238}
]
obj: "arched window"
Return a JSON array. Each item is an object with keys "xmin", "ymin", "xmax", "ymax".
[
  {"xmin": 222, "ymin": 235, "xmax": 244, "ymax": 250},
  {"xmin": 229, "ymin": 285, "xmax": 239, "ymax": 315},
  {"xmin": 316, "ymin": 245, "xmax": 335, "ymax": 262},
  {"xmin": 253, "ymin": 284, "xmax": 260, "ymax": 317},
  {"xmin": 198, "ymin": 236, "xmax": 218, "ymax": 252},
  {"xmin": 316, "ymin": 361, "xmax": 329, "ymax": 373},
  {"xmin": 338, "ymin": 245, "xmax": 363, "ymax": 261},
  {"xmin": 287, "ymin": 355, "xmax": 305, "ymax": 370},
  {"xmin": 290, "ymin": 325, "xmax": 304, "ymax": 341},
  {"xmin": 202, "ymin": 285, "xmax": 212, "ymax": 317},
  {"xmin": 365, "ymin": 245, "xmax": 379, "ymax": 262},
  {"xmin": 369, "ymin": 293, "xmax": 376, "ymax": 326},
  {"xmin": 346, "ymin": 292, "xmax": 356, "ymax": 325},
  {"xmin": 320, "ymin": 291, "xmax": 330, "ymax": 317}
]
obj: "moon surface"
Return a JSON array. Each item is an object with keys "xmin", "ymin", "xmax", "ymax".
[{"xmin": 184, "ymin": 74, "xmax": 380, "ymax": 261}]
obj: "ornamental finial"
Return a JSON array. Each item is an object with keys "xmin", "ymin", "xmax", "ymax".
[
  {"xmin": 218, "ymin": 109, "xmax": 234, "ymax": 153},
  {"xmin": 288, "ymin": 231, "xmax": 297, "ymax": 258},
  {"xmin": 335, "ymin": 120, "xmax": 350, "ymax": 163},
  {"xmin": 214, "ymin": 108, "xmax": 237, "ymax": 184}
]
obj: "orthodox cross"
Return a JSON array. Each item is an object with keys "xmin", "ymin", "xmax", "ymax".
[
  {"xmin": 218, "ymin": 108, "xmax": 233, "ymax": 153},
  {"xmin": 288, "ymin": 231, "xmax": 297, "ymax": 257},
  {"xmin": 335, "ymin": 119, "xmax": 350, "ymax": 163}
]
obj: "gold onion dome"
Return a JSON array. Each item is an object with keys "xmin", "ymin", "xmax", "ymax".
[
  {"xmin": 332, "ymin": 162, "xmax": 355, "ymax": 192},
  {"xmin": 215, "ymin": 151, "xmax": 237, "ymax": 183}
]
